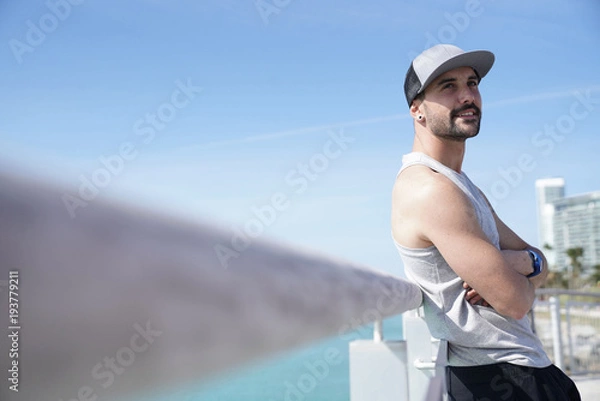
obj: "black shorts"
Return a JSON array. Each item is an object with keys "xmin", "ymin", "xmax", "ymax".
[{"xmin": 446, "ymin": 363, "xmax": 581, "ymax": 401}]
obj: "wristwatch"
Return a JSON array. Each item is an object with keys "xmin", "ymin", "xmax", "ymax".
[{"xmin": 526, "ymin": 249, "xmax": 543, "ymax": 278}]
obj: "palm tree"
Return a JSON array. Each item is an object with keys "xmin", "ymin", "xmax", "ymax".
[
  {"xmin": 540, "ymin": 243, "xmax": 568, "ymax": 288},
  {"xmin": 565, "ymin": 247, "xmax": 584, "ymax": 289},
  {"xmin": 590, "ymin": 264, "xmax": 600, "ymax": 287}
]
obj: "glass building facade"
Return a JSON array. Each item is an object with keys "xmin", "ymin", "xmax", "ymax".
[
  {"xmin": 535, "ymin": 178, "xmax": 565, "ymax": 266},
  {"xmin": 535, "ymin": 178, "xmax": 600, "ymax": 269}
]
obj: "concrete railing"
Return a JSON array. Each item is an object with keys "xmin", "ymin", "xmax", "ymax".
[{"xmin": 0, "ymin": 170, "xmax": 423, "ymax": 401}]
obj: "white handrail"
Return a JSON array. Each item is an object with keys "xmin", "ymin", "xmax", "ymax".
[{"xmin": 0, "ymin": 171, "xmax": 422, "ymax": 401}]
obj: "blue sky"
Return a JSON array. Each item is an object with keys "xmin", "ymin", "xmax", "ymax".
[{"xmin": 1, "ymin": 0, "xmax": 599, "ymax": 277}]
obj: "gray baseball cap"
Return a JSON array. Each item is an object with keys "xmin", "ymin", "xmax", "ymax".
[{"xmin": 404, "ymin": 44, "xmax": 495, "ymax": 106}]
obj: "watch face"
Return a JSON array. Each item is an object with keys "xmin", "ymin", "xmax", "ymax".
[{"xmin": 527, "ymin": 249, "xmax": 542, "ymax": 277}]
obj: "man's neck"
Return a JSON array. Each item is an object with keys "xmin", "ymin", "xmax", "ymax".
[{"xmin": 412, "ymin": 132, "xmax": 466, "ymax": 173}]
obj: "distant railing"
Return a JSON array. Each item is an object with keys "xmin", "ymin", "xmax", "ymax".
[{"xmin": 533, "ymin": 288, "xmax": 600, "ymax": 375}]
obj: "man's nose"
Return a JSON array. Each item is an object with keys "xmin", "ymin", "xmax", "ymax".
[{"xmin": 458, "ymin": 86, "xmax": 475, "ymax": 103}]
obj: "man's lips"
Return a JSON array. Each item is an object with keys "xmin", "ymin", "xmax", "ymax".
[{"xmin": 453, "ymin": 108, "xmax": 479, "ymax": 119}]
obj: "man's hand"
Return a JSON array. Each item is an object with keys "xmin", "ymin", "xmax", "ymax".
[
  {"xmin": 463, "ymin": 282, "xmax": 490, "ymax": 307},
  {"xmin": 501, "ymin": 248, "xmax": 549, "ymax": 289}
]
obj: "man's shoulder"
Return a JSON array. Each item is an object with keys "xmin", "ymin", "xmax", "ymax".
[{"xmin": 393, "ymin": 164, "xmax": 463, "ymax": 206}]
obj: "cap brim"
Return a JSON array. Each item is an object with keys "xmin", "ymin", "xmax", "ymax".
[{"xmin": 418, "ymin": 50, "xmax": 495, "ymax": 96}]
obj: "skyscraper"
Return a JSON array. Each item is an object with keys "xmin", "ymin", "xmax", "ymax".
[
  {"xmin": 535, "ymin": 178, "xmax": 600, "ymax": 270},
  {"xmin": 535, "ymin": 178, "xmax": 565, "ymax": 266}
]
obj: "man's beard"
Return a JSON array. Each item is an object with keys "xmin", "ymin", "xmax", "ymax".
[{"xmin": 428, "ymin": 103, "xmax": 482, "ymax": 142}]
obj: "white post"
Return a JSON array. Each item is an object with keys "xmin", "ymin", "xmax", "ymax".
[
  {"xmin": 374, "ymin": 319, "xmax": 383, "ymax": 342},
  {"xmin": 550, "ymin": 296, "xmax": 564, "ymax": 369},
  {"xmin": 349, "ymin": 338, "xmax": 409, "ymax": 401},
  {"xmin": 404, "ymin": 310, "xmax": 442, "ymax": 401}
]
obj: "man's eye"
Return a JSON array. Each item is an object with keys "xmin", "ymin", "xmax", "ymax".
[
  {"xmin": 443, "ymin": 83, "xmax": 455, "ymax": 89},
  {"xmin": 468, "ymin": 81, "xmax": 478, "ymax": 87}
]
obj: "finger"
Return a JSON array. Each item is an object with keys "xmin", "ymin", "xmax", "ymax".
[
  {"xmin": 469, "ymin": 295, "xmax": 483, "ymax": 305},
  {"xmin": 465, "ymin": 289, "xmax": 479, "ymax": 302}
]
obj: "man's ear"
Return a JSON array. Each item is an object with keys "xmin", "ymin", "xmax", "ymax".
[{"xmin": 409, "ymin": 99, "xmax": 422, "ymax": 121}]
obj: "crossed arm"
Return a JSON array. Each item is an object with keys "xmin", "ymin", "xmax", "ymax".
[
  {"xmin": 463, "ymin": 204, "xmax": 548, "ymax": 309},
  {"xmin": 393, "ymin": 172, "xmax": 548, "ymax": 320}
]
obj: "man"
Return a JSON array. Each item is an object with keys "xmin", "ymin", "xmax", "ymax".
[{"xmin": 391, "ymin": 44, "xmax": 580, "ymax": 400}]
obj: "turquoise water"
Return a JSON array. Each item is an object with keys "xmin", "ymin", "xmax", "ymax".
[{"xmin": 133, "ymin": 316, "xmax": 404, "ymax": 401}]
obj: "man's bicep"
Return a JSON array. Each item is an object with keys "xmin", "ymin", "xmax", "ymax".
[{"xmin": 423, "ymin": 199, "xmax": 507, "ymax": 286}]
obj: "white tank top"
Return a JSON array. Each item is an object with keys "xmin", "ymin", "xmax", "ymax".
[{"xmin": 394, "ymin": 152, "xmax": 551, "ymax": 367}]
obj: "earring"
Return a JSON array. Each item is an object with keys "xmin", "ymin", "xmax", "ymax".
[{"xmin": 418, "ymin": 115, "xmax": 422, "ymax": 120}]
